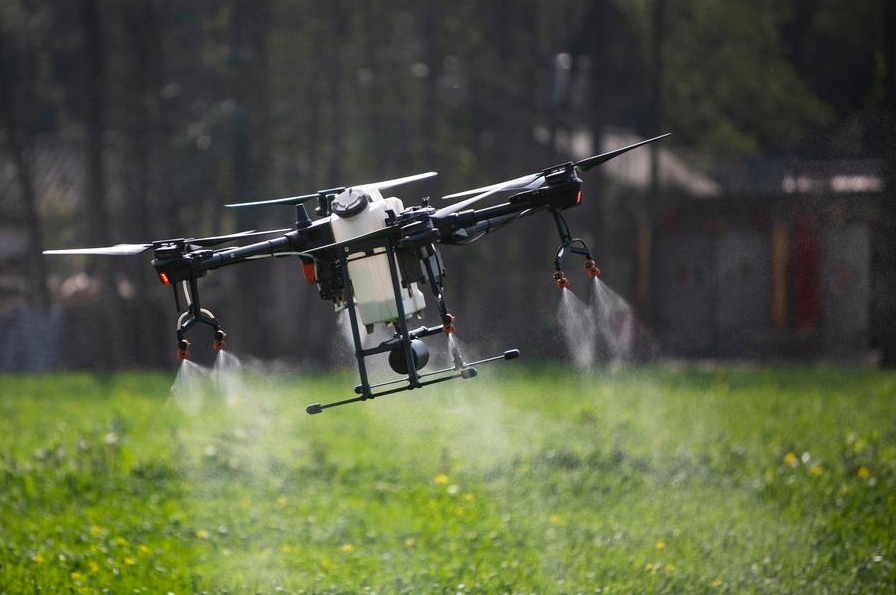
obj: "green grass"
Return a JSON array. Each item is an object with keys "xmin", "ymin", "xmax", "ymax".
[{"xmin": 1, "ymin": 364, "xmax": 895, "ymax": 594}]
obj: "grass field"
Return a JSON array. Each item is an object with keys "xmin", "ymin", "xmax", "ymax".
[{"xmin": 1, "ymin": 362, "xmax": 895, "ymax": 593}]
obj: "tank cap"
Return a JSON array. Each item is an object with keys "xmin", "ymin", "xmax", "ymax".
[{"xmin": 331, "ymin": 188, "xmax": 370, "ymax": 218}]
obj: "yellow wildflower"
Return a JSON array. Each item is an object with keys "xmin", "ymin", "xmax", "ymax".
[
  {"xmin": 124, "ymin": 557, "xmax": 136, "ymax": 566},
  {"xmin": 137, "ymin": 544, "xmax": 151, "ymax": 555},
  {"xmin": 655, "ymin": 540, "xmax": 666, "ymax": 551},
  {"xmin": 70, "ymin": 570, "xmax": 84, "ymax": 581},
  {"xmin": 809, "ymin": 464, "xmax": 822, "ymax": 476},
  {"xmin": 434, "ymin": 473, "xmax": 449, "ymax": 486},
  {"xmin": 857, "ymin": 466, "xmax": 871, "ymax": 478},
  {"xmin": 31, "ymin": 553, "xmax": 45, "ymax": 565},
  {"xmin": 276, "ymin": 496, "xmax": 288, "ymax": 508},
  {"xmin": 711, "ymin": 577, "xmax": 724, "ymax": 589},
  {"xmin": 339, "ymin": 543, "xmax": 354, "ymax": 553},
  {"xmin": 90, "ymin": 525, "xmax": 104, "ymax": 536},
  {"xmin": 463, "ymin": 492, "xmax": 475, "ymax": 502},
  {"xmin": 195, "ymin": 529, "xmax": 210, "ymax": 539},
  {"xmin": 548, "ymin": 514, "xmax": 565, "ymax": 527},
  {"xmin": 280, "ymin": 544, "xmax": 294, "ymax": 554},
  {"xmin": 404, "ymin": 537, "xmax": 416, "ymax": 548},
  {"xmin": 88, "ymin": 560, "xmax": 100, "ymax": 573},
  {"xmin": 783, "ymin": 452, "xmax": 798, "ymax": 467},
  {"xmin": 114, "ymin": 536, "xmax": 128, "ymax": 547},
  {"xmin": 454, "ymin": 507, "xmax": 465, "ymax": 516}
]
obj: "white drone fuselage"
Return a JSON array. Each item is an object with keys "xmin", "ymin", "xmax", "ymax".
[{"xmin": 329, "ymin": 187, "xmax": 426, "ymax": 327}]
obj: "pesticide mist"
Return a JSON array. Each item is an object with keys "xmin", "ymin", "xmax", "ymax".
[
  {"xmin": 557, "ymin": 288, "xmax": 597, "ymax": 368},
  {"xmin": 556, "ymin": 278, "xmax": 656, "ymax": 368}
]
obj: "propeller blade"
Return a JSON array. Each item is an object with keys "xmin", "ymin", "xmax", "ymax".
[
  {"xmin": 225, "ymin": 172, "xmax": 437, "ymax": 208},
  {"xmin": 186, "ymin": 228, "xmax": 292, "ymax": 247},
  {"xmin": 574, "ymin": 132, "xmax": 671, "ymax": 172},
  {"xmin": 442, "ymin": 173, "xmax": 543, "ymax": 200},
  {"xmin": 44, "ymin": 230, "xmax": 292, "ymax": 257},
  {"xmin": 433, "ymin": 187, "xmax": 501, "ymax": 218},
  {"xmin": 43, "ymin": 244, "xmax": 153, "ymax": 256},
  {"xmin": 225, "ymin": 193, "xmax": 319, "ymax": 208},
  {"xmin": 435, "ymin": 173, "xmax": 544, "ymax": 218},
  {"xmin": 357, "ymin": 171, "xmax": 437, "ymax": 192}
]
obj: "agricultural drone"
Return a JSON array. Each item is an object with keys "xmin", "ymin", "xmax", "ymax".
[{"xmin": 46, "ymin": 133, "xmax": 670, "ymax": 413}]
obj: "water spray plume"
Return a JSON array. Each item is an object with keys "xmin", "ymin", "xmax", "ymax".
[
  {"xmin": 447, "ymin": 333, "xmax": 468, "ymax": 370},
  {"xmin": 213, "ymin": 350, "xmax": 244, "ymax": 406},
  {"xmin": 556, "ymin": 287, "xmax": 597, "ymax": 369},
  {"xmin": 336, "ymin": 308, "xmax": 355, "ymax": 353},
  {"xmin": 170, "ymin": 359, "xmax": 212, "ymax": 413},
  {"xmin": 590, "ymin": 277, "xmax": 657, "ymax": 364}
]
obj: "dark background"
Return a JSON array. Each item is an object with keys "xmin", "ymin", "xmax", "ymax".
[{"xmin": 1, "ymin": 0, "xmax": 894, "ymax": 370}]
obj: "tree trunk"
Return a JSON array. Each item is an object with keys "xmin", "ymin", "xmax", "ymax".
[
  {"xmin": 0, "ymin": 28, "xmax": 50, "ymax": 310},
  {"xmin": 877, "ymin": 0, "xmax": 896, "ymax": 366},
  {"xmin": 80, "ymin": 0, "xmax": 125, "ymax": 367}
]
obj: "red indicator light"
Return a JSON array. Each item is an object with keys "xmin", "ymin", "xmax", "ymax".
[
  {"xmin": 158, "ymin": 272, "xmax": 171, "ymax": 285},
  {"xmin": 301, "ymin": 260, "xmax": 316, "ymax": 283},
  {"xmin": 576, "ymin": 190, "xmax": 582, "ymax": 205}
]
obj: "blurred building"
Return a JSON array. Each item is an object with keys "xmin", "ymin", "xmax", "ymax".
[{"xmin": 647, "ymin": 154, "xmax": 882, "ymax": 362}]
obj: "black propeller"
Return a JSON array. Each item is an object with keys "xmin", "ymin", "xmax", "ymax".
[
  {"xmin": 574, "ymin": 132, "xmax": 671, "ymax": 172},
  {"xmin": 43, "ymin": 229, "xmax": 291, "ymax": 257},
  {"xmin": 437, "ymin": 133, "xmax": 671, "ymax": 216}
]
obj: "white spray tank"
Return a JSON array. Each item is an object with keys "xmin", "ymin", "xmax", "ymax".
[{"xmin": 329, "ymin": 187, "xmax": 426, "ymax": 327}]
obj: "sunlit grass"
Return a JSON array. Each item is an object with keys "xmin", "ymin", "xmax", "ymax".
[{"xmin": 1, "ymin": 364, "xmax": 895, "ymax": 593}]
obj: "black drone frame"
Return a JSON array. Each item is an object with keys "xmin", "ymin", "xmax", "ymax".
[{"xmin": 48, "ymin": 133, "xmax": 669, "ymax": 414}]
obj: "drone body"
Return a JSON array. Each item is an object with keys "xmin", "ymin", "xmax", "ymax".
[{"xmin": 46, "ymin": 133, "xmax": 670, "ymax": 413}]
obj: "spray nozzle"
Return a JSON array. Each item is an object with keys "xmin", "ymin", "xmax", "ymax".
[
  {"xmin": 213, "ymin": 329, "xmax": 227, "ymax": 351},
  {"xmin": 553, "ymin": 270, "xmax": 571, "ymax": 290},
  {"xmin": 442, "ymin": 313, "xmax": 456, "ymax": 334},
  {"xmin": 584, "ymin": 259, "xmax": 601, "ymax": 279},
  {"xmin": 176, "ymin": 338, "xmax": 191, "ymax": 360}
]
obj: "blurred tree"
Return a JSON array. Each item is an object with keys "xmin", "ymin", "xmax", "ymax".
[
  {"xmin": 4, "ymin": 0, "xmax": 893, "ymax": 368},
  {"xmin": 875, "ymin": 0, "xmax": 896, "ymax": 367},
  {"xmin": 633, "ymin": 0, "xmax": 832, "ymax": 157},
  {"xmin": 0, "ymin": 13, "xmax": 49, "ymax": 309}
]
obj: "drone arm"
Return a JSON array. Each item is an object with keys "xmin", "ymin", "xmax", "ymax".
[
  {"xmin": 437, "ymin": 210, "xmax": 530, "ymax": 244},
  {"xmin": 434, "ymin": 200, "xmax": 542, "ymax": 244},
  {"xmin": 201, "ymin": 232, "xmax": 302, "ymax": 271}
]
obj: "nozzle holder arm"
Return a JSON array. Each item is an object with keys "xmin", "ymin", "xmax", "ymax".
[
  {"xmin": 550, "ymin": 210, "xmax": 601, "ymax": 287},
  {"xmin": 174, "ymin": 277, "xmax": 226, "ymax": 359}
]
